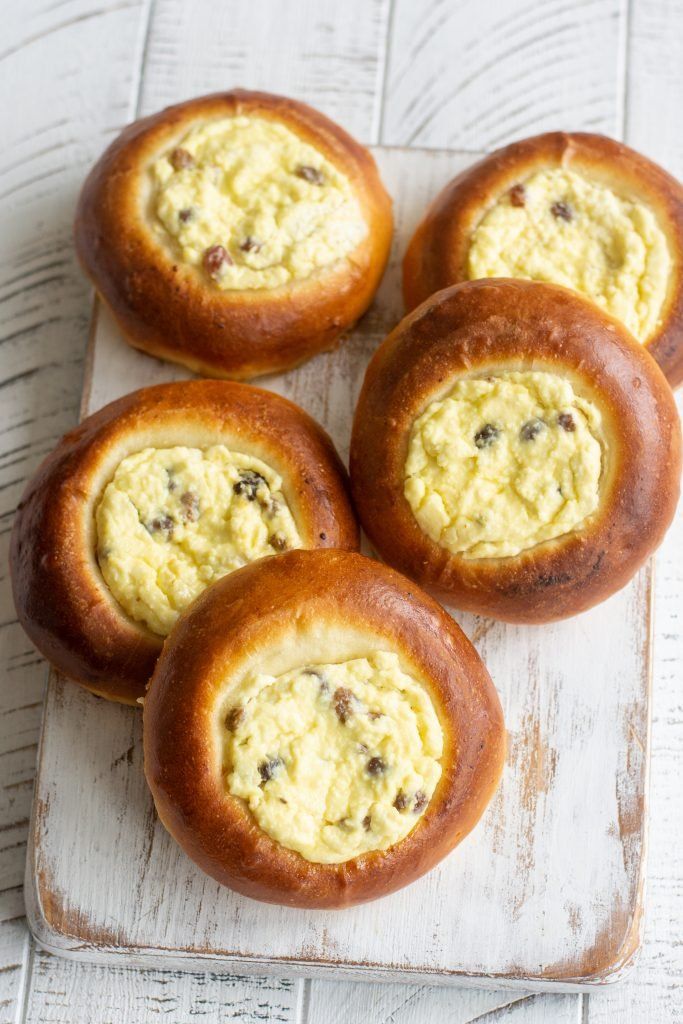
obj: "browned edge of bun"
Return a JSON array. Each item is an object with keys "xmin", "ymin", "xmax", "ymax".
[
  {"xmin": 403, "ymin": 132, "xmax": 683, "ymax": 387},
  {"xmin": 143, "ymin": 548, "xmax": 505, "ymax": 908},
  {"xmin": 351, "ymin": 278, "xmax": 681, "ymax": 623},
  {"xmin": 10, "ymin": 380, "xmax": 359, "ymax": 704},
  {"xmin": 75, "ymin": 89, "xmax": 393, "ymax": 379}
]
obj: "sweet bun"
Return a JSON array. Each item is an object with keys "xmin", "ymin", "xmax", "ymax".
[
  {"xmin": 75, "ymin": 90, "xmax": 393, "ymax": 379},
  {"xmin": 350, "ymin": 279, "xmax": 681, "ymax": 623},
  {"xmin": 11, "ymin": 381, "xmax": 358, "ymax": 704},
  {"xmin": 143, "ymin": 548, "xmax": 505, "ymax": 908},
  {"xmin": 403, "ymin": 132, "xmax": 683, "ymax": 387}
]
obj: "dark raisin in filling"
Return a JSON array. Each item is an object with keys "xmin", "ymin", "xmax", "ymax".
[
  {"xmin": 366, "ymin": 756, "xmax": 387, "ymax": 777},
  {"xmin": 393, "ymin": 790, "xmax": 410, "ymax": 812},
  {"xmin": 169, "ymin": 147, "xmax": 194, "ymax": 170},
  {"xmin": 474, "ymin": 423, "xmax": 500, "ymax": 449},
  {"xmin": 550, "ymin": 200, "xmax": 573, "ymax": 222},
  {"xmin": 520, "ymin": 418, "xmax": 545, "ymax": 442},
  {"xmin": 269, "ymin": 534, "xmax": 288, "ymax": 552},
  {"xmin": 240, "ymin": 236, "xmax": 262, "ymax": 252},
  {"xmin": 203, "ymin": 244, "xmax": 233, "ymax": 278},
  {"xmin": 147, "ymin": 514, "xmax": 174, "ymax": 539},
  {"xmin": 333, "ymin": 687, "xmax": 355, "ymax": 724},
  {"xmin": 225, "ymin": 706, "xmax": 245, "ymax": 732},
  {"xmin": 233, "ymin": 470, "xmax": 267, "ymax": 501},
  {"xmin": 557, "ymin": 412, "xmax": 576, "ymax": 432},
  {"xmin": 413, "ymin": 791, "xmax": 428, "ymax": 813},
  {"xmin": 508, "ymin": 183, "xmax": 526, "ymax": 207},
  {"xmin": 362, "ymin": 814, "xmax": 372, "ymax": 831},
  {"xmin": 258, "ymin": 757, "xmax": 284, "ymax": 784},
  {"xmin": 178, "ymin": 208, "xmax": 193, "ymax": 223},
  {"xmin": 295, "ymin": 165, "xmax": 324, "ymax": 185},
  {"xmin": 180, "ymin": 490, "xmax": 200, "ymax": 522}
]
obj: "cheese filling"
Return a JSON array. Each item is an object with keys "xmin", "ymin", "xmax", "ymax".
[
  {"xmin": 223, "ymin": 651, "xmax": 443, "ymax": 864},
  {"xmin": 96, "ymin": 446, "xmax": 301, "ymax": 636},
  {"xmin": 467, "ymin": 168, "xmax": 670, "ymax": 341},
  {"xmin": 150, "ymin": 115, "xmax": 368, "ymax": 290},
  {"xmin": 404, "ymin": 372, "xmax": 604, "ymax": 559}
]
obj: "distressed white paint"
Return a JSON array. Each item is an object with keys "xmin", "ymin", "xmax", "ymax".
[{"xmin": 1, "ymin": 0, "xmax": 682, "ymax": 1020}]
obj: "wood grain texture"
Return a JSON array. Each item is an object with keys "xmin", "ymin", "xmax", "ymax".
[
  {"xmin": 380, "ymin": 0, "xmax": 624, "ymax": 150},
  {"xmin": 27, "ymin": 145, "xmax": 652, "ymax": 995},
  {"xmin": 582, "ymin": 1, "xmax": 683, "ymax": 1020},
  {"xmin": 0, "ymin": 1, "xmax": 151, "ymax": 1020},
  {"xmin": 137, "ymin": 0, "xmax": 391, "ymax": 141},
  {"xmin": 2, "ymin": 0, "xmax": 682, "ymax": 1020}
]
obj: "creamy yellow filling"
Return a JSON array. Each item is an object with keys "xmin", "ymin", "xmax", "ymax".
[
  {"xmin": 96, "ymin": 446, "xmax": 301, "ymax": 636},
  {"xmin": 404, "ymin": 372, "xmax": 604, "ymax": 559},
  {"xmin": 150, "ymin": 115, "xmax": 368, "ymax": 290},
  {"xmin": 467, "ymin": 168, "xmax": 670, "ymax": 341},
  {"xmin": 223, "ymin": 651, "xmax": 443, "ymax": 864}
]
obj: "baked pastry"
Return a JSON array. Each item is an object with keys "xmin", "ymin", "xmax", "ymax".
[
  {"xmin": 75, "ymin": 90, "xmax": 393, "ymax": 379},
  {"xmin": 143, "ymin": 548, "xmax": 505, "ymax": 908},
  {"xmin": 350, "ymin": 279, "xmax": 681, "ymax": 623},
  {"xmin": 11, "ymin": 381, "xmax": 358, "ymax": 704},
  {"xmin": 403, "ymin": 132, "xmax": 683, "ymax": 387}
]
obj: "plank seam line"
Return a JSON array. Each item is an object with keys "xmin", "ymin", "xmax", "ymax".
[
  {"xmin": 15, "ymin": 934, "xmax": 34, "ymax": 1024},
  {"xmin": 619, "ymin": 0, "xmax": 632, "ymax": 140},
  {"xmin": 297, "ymin": 976, "xmax": 311, "ymax": 1024},
  {"xmin": 581, "ymin": 990, "xmax": 591, "ymax": 1024},
  {"xmin": 377, "ymin": 0, "xmax": 396, "ymax": 145},
  {"xmin": 132, "ymin": 0, "xmax": 157, "ymax": 119}
]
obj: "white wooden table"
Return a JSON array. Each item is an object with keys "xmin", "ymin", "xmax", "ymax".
[{"xmin": 1, "ymin": 1, "xmax": 681, "ymax": 1020}]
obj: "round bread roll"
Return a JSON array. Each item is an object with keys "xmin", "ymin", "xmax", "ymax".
[
  {"xmin": 403, "ymin": 132, "xmax": 683, "ymax": 387},
  {"xmin": 143, "ymin": 549, "xmax": 505, "ymax": 908},
  {"xmin": 350, "ymin": 279, "xmax": 681, "ymax": 623},
  {"xmin": 75, "ymin": 90, "xmax": 393, "ymax": 379},
  {"xmin": 11, "ymin": 381, "xmax": 358, "ymax": 704}
]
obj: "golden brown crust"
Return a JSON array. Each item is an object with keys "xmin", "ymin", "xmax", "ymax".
[
  {"xmin": 10, "ymin": 381, "xmax": 359, "ymax": 704},
  {"xmin": 143, "ymin": 548, "xmax": 505, "ymax": 908},
  {"xmin": 75, "ymin": 90, "xmax": 393, "ymax": 379},
  {"xmin": 403, "ymin": 132, "xmax": 683, "ymax": 388},
  {"xmin": 350, "ymin": 279, "xmax": 681, "ymax": 623}
]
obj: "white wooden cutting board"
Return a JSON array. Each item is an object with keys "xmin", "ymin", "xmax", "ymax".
[{"xmin": 24, "ymin": 145, "xmax": 651, "ymax": 993}]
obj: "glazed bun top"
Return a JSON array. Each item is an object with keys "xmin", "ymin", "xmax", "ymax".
[
  {"xmin": 403, "ymin": 132, "xmax": 683, "ymax": 387},
  {"xmin": 351, "ymin": 278, "xmax": 681, "ymax": 622},
  {"xmin": 75, "ymin": 90, "xmax": 393, "ymax": 380}
]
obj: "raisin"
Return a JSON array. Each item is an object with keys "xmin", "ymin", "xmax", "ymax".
[
  {"xmin": 368, "ymin": 710, "xmax": 383, "ymax": 721},
  {"xmin": 474, "ymin": 423, "xmax": 500, "ymax": 449},
  {"xmin": 520, "ymin": 418, "xmax": 545, "ymax": 442},
  {"xmin": 240, "ymin": 236, "xmax": 262, "ymax": 253},
  {"xmin": 225, "ymin": 706, "xmax": 245, "ymax": 732},
  {"xmin": 509, "ymin": 183, "xmax": 526, "ymax": 207},
  {"xmin": 557, "ymin": 412, "xmax": 576, "ymax": 432},
  {"xmin": 551, "ymin": 200, "xmax": 573, "ymax": 222},
  {"xmin": 258, "ymin": 757, "xmax": 284, "ymax": 784},
  {"xmin": 233, "ymin": 470, "xmax": 267, "ymax": 501},
  {"xmin": 333, "ymin": 687, "xmax": 355, "ymax": 724},
  {"xmin": 178, "ymin": 208, "xmax": 193, "ymax": 223},
  {"xmin": 362, "ymin": 814, "xmax": 372, "ymax": 831},
  {"xmin": 269, "ymin": 534, "xmax": 288, "ymax": 552},
  {"xmin": 203, "ymin": 245, "xmax": 233, "ymax": 279},
  {"xmin": 319, "ymin": 531, "xmax": 327, "ymax": 541},
  {"xmin": 296, "ymin": 164, "xmax": 324, "ymax": 185},
  {"xmin": 148, "ymin": 515, "xmax": 174, "ymax": 539},
  {"xmin": 366, "ymin": 756, "xmax": 386, "ymax": 777},
  {"xmin": 393, "ymin": 790, "xmax": 409, "ymax": 812},
  {"xmin": 180, "ymin": 490, "xmax": 200, "ymax": 522},
  {"xmin": 169, "ymin": 147, "xmax": 194, "ymax": 170},
  {"xmin": 413, "ymin": 791, "xmax": 428, "ymax": 813}
]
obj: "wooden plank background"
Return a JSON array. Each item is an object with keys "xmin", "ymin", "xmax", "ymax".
[{"xmin": 1, "ymin": 0, "xmax": 681, "ymax": 1020}]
